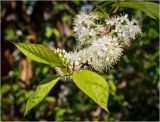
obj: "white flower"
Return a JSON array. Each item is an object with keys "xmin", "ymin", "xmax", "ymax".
[
  {"xmin": 87, "ymin": 36, "xmax": 123, "ymax": 72},
  {"xmin": 73, "ymin": 11, "xmax": 105, "ymax": 47},
  {"xmin": 55, "ymin": 11, "xmax": 141, "ymax": 74},
  {"xmin": 67, "ymin": 51, "xmax": 80, "ymax": 67},
  {"xmin": 55, "ymin": 67, "xmax": 65, "ymax": 76},
  {"xmin": 106, "ymin": 14, "xmax": 141, "ymax": 46},
  {"xmin": 53, "ymin": 48, "xmax": 69, "ymax": 66},
  {"xmin": 67, "ymin": 49, "xmax": 89, "ymax": 70},
  {"xmin": 74, "ymin": 11, "xmax": 96, "ymax": 26},
  {"xmin": 67, "ymin": 35, "xmax": 123, "ymax": 72},
  {"xmin": 55, "ymin": 67, "xmax": 71, "ymax": 81}
]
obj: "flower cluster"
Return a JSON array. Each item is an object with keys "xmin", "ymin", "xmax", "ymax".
[
  {"xmin": 87, "ymin": 36, "xmax": 123, "ymax": 72},
  {"xmin": 67, "ymin": 35, "xmax": 123, "ymax": 72},
  {"xmin": 56, "ymin": 11, "xmax": 141, "ymax": 75},
  {"xmin": 106, "ymin": 14, "xmax": 141, "ymax": 46},
  {"xmin": 67, "ymin": 11, "xmax": 141, "ymax": 73},
  {"xmin": 53, "ymin": 48, "xmax": 69, "ymax": 66},
  {"xmin": 73, "ymin": 11, "xmax": 105, "ymax": 47}
]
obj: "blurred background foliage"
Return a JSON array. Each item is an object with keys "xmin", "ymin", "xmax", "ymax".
[{"xmin": 1, "ymin": 1, "xmax": 159, "ymax": 121}]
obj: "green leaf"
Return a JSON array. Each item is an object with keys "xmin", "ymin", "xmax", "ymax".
[
  {"xmin": 45, "ymin": 27, "xmax": 53, "ymax": 38},
  {"xmin": 45, "ymin": 27, "xmax": 59, "ymax": 38},
  {"xmin": 113, "ymin": 2, "xmax": 159, "ymax": 19},
  {"xmin": 14, "ymin": 43, "xmax": 65, "ymax": 67},
  {"xmin": 4, "ymin": 29, "xmax": 15, "ymax": 40},
  {"xmin": 25, "ymin": 76, "xmax": 60, "ymax": 115},
  {"xmin": 72, "ymin": 70, "xmax": 109, "ymax": 112},
  {"xmin": 2, "ymin": 84, "xmax": 11, "ymax": 94}
]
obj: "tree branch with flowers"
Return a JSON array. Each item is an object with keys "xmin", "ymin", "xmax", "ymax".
[{"xmin": 12, "ymin": 1, "xmax": 159, "ymax": 115}]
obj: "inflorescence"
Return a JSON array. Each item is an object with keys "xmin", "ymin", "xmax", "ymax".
[{"xmin": 55, "ymin": 11, "xmax": 141, "ymax": 75}]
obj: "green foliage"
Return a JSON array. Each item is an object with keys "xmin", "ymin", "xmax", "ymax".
[
  {"xmin": 45, "ymin": 27, "xmax": 59, "ymax": 38},
  {"xmin": 113, "ymin": 2, "xmax": 159, "ymax": 19},
  {"xmin": 4, "ymin": 29, "xmax": 15, "ymax": 41},
  {"xmin": 1, "ymin": 1, "xmax": 159, "ymax": 121},
  {"xmin": 14, "ymin": 41, "xmax": 111, "ymax": 115},
  {"xmin": 1, "ymin": 84, "xmax": 11, "ymax": 94},
  {"xmin": 72, "ymin": 70, "xmax": 109, "ymax": 112},
  {"xmin": 14, "ymin": 42, "xmax": 110, "ymax": 115},
  {"xmin": 25, "ymin": 76, "xmax": 60, "ymax": 115},
  {"xmin": 15, "ymin": 43, "xmax": 65, "ymax": 67},
  {"xmin": 93, "ymin": 6, "xmax": 109, "ymax": 20}
]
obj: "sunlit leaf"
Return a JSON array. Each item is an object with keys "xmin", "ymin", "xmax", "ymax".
[
  {"xmin": 1, "ymin": 84, "xmax": 11, "ymax": 94},
  {"xmin": 45, "ymin": 27, "xmax": 53, "ymax": 38},
  {"xmin": 113, "ymin": 2, "xmax": 159, "ymax": 19},
  {"xmin": 4, "ymin": 29, "xmax": 15, "ymax": 40},
  {"xmin": 25, "ymin": 76, "xmax": 60, "ymax": 115},
  {"xmin": 72, "ymin": 70, "xmax": 109, "ymax": 112},
  {"xmin": 45, "ymin": 27, "xmax": 59, "ymax": 38},
  {"xmin": 15, "ymin": 43, "xmax": 65, "ymax": 67}
]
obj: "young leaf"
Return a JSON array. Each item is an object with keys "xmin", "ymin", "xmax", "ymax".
[
  {"xmin": 72, "ymin": 70, "xmax": 109, "ymax": 112},
  {"xmin": 14, "ymin": 43, "xmax": 65, "ymax": 67},
  {"xmin": 25, "ymin": 76, "xmax": 60, "ymax": 115},
  {"xmin": 113, "ymin": 2, "xmax": 159, "ymax": 19}
]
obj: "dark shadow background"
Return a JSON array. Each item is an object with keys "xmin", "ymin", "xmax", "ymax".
[{"xmin": 1, "ymin": 1, "xmax": 159, "ymax": 121}]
